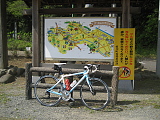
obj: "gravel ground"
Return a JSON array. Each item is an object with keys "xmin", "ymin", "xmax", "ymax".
[
  {"xmin": 0, "ymin": 77, "xmax": 160, "ymax": 120},
  {"xmin": 1, "ymin": 56, "xmax": 159, "ymax": 120}
]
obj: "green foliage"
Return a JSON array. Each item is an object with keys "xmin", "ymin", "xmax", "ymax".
[
  {"xmin": 136, "ymin": 9, "xmax": 158, "ymax": 50},
  {"xmin": 7, "ymin": 0, "xmax": 28, "ymax": 18},
  {"xmin": 136, "ymin": 48, "xmax": 157, "ymax": 59},
  {"xmin": 132, "ymin": 0, "xmax": 158, "ymax": 57},
  {"xmin": 6, "ymin": 0, "xmax": 32, "ymax": 34},
  {"xmin": 7, "ymin": 31, "xmax": 32, "ymax": 42},
  {"xmin": 17, "ymin": 32, "xmax": 32, "ymax": 42},
  {"xmin": 7, "ymin": 31, "xmax": 32, "ymax": 51},
  {"xmin": 8, "ymin": 38, "xmax": 32, "ymax": 51}
]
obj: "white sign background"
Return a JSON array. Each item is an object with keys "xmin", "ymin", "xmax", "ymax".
[{"xmin": 45, "ymin": 17, "xmax": 116, "ymax": 61}]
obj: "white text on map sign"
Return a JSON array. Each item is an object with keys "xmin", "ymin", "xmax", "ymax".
[{"xmin": 45, "ymin": 17, "xmax": 116, "ymax": 60}]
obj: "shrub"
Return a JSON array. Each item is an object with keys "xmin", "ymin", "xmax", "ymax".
[{"xmin": 8, "ymin": 38, "xmax": 32, "ymax": 51}]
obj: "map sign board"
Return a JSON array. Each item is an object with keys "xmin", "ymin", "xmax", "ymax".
[
  {"xmin": 45, "ymin": 17, "xmax": 116, "ymax": 61},
  {"xmin": 114, "ymin": 28, "xmax": 135, "ymax": 80}
]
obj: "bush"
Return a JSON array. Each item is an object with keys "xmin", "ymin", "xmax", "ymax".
[
  {"xmin": 17, "ymin": 32, "xmax": 32, "ymax": 42},
  {"xmin": 135, "ymin": 8, "xmax": 158, "ymax": 56},
  {"xmin": 7, "ymin": 31, "xmax": 32, "ymax": 51},
  {"xmin": 7, "ymin": 31, "xmax": 32, "ymax": 42},
  {"xmin": 8, "ymin": 38, "xmax": 31, "ymax": 51}
]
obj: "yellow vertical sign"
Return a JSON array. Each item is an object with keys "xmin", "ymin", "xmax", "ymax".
[{"xmin": 114, "ymin": 28, "xmax": 135, "ymax": 80}]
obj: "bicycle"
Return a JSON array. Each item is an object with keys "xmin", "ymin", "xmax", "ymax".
[{"xmin": 34, "ymin": 63, "xmax": 110, "ymax": 110}]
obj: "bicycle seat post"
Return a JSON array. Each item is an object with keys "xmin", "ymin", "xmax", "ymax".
[{"xmin": 53, "ymin": 63, "xmax": 66, "ymax": 75}]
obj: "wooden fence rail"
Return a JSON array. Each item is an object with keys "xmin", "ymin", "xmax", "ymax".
[{"xmin": 25, "ymin": 63, "xmax": 119, "ymax": 107}]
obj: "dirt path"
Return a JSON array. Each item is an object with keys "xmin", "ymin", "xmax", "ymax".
[{"xmin": 0, "ymin": 77, "xmax": 160, "ymax": 120}]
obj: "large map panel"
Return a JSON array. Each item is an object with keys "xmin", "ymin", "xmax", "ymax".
[{"xmin": 45, "ymin": 17, "xmax": 116, "ymax": 60}]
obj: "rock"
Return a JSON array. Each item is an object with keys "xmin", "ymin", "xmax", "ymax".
[
  {"xmin": 7, "ymin": 66, "xmax": 18, "ymax": 75},
  {"xmin": 0, "ymin": 69, "xmax": 7, "ymax": 77},
  {"xmin": 0, "ymin": 74, "xmax": 16, "ymax": 83},
  {"xmin": 16, "ymin": 68, "xmax": 25, "ymax": 77},
  {"xmin": 135, "ymin": 62, "xmax": 144, "ymax": 69},
  {"xmin": 8, "ymin": 65, "xmax": 14, "ymax": 68}
]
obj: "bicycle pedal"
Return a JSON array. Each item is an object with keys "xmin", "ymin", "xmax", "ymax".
[
  {"xmin": 45, "ymin": 91, "xmax": 50, "ymax": 98},
  {"xmin": 45, "ymin": 91, "xmax": 50, "ymax": 95}
]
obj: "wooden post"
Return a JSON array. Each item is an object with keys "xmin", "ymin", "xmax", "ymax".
[
  {"xmin": 32, "ymin": 0, "xmax": 41, "ymax": 67},
  {"xmin": 156, "ymin": 0, "xmax": 160, "ymax": 78},
  {"xmin": 122, "ymin": 0, "xmax": 130, "ymax": 28},
  {"xmin": 111, "ymin": 66, "xmax": 119, "ymax": 107},
  {"xmin": 0, "ymin": 0, "xmax": 8, "ymax": 69},
  {"xmin": 41, "ymin": 16, "xmax": 45, "ymax": 62},
  {"xmin": 25, "ymin": 63, "xmax": 32, "ymax": 100}
]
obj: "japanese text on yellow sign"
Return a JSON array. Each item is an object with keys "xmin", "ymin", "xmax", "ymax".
[{"xmin": 114, "ymin": 28, "xmax": 135, "ymax": 80}]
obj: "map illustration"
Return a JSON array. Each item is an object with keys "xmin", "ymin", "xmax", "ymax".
[{"xmin": 45, "ymin": 18, "xmax": 116, "ymax": 60}]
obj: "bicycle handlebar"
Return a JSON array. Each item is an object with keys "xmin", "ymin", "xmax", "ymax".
[{"xmin": 84, "ymin": 64, "xmax": 100, "ymax": 74}]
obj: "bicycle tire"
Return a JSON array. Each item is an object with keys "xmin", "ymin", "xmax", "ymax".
[
  {"xmin": 80, "ymin": 78, "xmax": 110, "ymax": 110},
  {"xmin": 34, "ymin": 75, "xmax": 62, "ymax": 106}
]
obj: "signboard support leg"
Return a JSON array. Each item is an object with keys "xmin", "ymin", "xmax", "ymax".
[{"xmin": 118, "ymin": 80, "xmax": 134, "ymax": 91}]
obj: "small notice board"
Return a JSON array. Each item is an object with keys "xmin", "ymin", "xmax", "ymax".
[{"xmin": 114, "ymin": 28, "xmax": 135, "ymax": 80}]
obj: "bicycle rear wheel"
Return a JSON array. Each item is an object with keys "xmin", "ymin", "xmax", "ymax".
[
  {"xmin": 80, "ymin": 78, "xmax": 110, "ymax": 110},
  {"xmin": 34, "ymin": 75, "xmax": 62, "ymax": 106}
]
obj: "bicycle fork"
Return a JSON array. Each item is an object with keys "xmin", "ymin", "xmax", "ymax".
[{"xmin": 86, "ymin": 77, "xmax": 96, "ymax": 95}]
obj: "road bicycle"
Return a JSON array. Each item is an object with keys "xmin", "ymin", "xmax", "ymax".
[{"xmin": 34, "ymin": 63, "xmax": 110, "ymax": 110}]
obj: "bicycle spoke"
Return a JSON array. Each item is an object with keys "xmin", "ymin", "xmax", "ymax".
[
  {"xmin": 34, "ymin": 76, "xmax": 62, "ymax": 106},
  {"xmin": 80, "ymin": 78, "xmax": 110, "ymax": 110}
]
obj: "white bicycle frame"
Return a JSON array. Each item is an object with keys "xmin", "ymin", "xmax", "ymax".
[
  {"xmin": 47, "ymin": 71, "xmax": 90, "ymax": 95},
  {"xmin": 46, "ymin": 69, "xmax": 91, "ymax": 96}
]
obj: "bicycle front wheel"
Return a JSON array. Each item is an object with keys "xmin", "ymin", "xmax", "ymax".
[
  {"xmin": 80, "ymin": 78, "xmax": 110, "ymax": 110},
  {"xmin": 34, "ymin": 75, "xmax": 62, "ymax": 107}
]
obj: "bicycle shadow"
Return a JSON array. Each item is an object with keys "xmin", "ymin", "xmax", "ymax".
[{"xmin": 59, "ymin": 99, "xmax": 131, "ymax": 112}]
